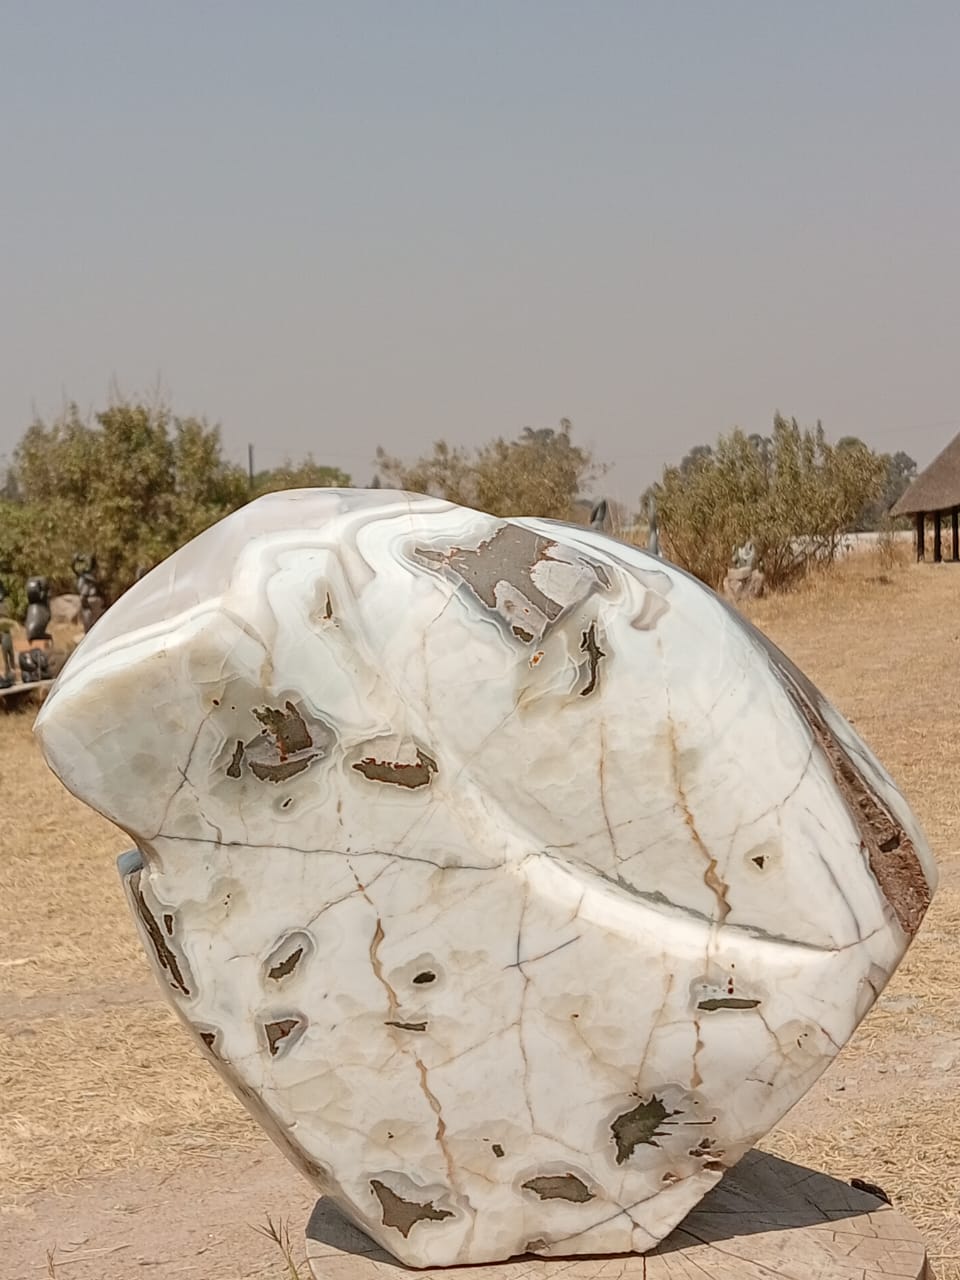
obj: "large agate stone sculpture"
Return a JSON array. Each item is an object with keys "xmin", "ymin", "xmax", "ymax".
[{"xmin": 36, "ymin": 490, "xmax": 936, "ymax": 1267}]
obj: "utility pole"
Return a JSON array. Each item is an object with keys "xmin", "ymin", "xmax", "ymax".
[{"xmin": 247, "ymin": 443, "xmax": 255, "ymax": 491}]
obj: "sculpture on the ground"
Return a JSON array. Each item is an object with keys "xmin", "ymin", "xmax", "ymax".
[
  {"xmin": 19, "ymin": 647, "xmax": 50, "ymax": 683},
  {"xmin": 24, "ymin": 577, "xmax": 51, "ymax": 642},
  {"xmin": 0, "ymin": 580, "xmax": 14, "ymax": 689},
  {"xmin": 725, "ymin": 540, "xmax": 765, "ymax": 601},
  {"xmin": 72, "ymin": 553, "xmax": 107, "ymax": 632},
  {"xmin": 646, "ymin": 493, "xmax": 661, "ymax": 556},
  {"xmin": 35, "ymin": 490, "xmax": 935, "ymax": 1268},
  {"xmin": 733, "ymin": 540, "xmax": 758, "ymax": 571}
]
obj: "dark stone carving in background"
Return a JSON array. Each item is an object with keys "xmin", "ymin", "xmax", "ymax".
[
  {"xmin": 0, "ymin": 579, "xmax": 14, "ymax": 689},
  {"xmin": 18, "ymin": 648, "xmax": 51, "ymax": 683},
  {"xmin": 24, "ymin": 577, "xmax": 52, "ymax": 643},
  {"xmin": 647, "ymin": 494, "xmax": 661, "ymax": 557},
  {"xmin": 73, "ymin": 553, "xmax": 107, "ymax": 633}
]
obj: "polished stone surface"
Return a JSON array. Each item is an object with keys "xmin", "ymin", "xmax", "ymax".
[{"xmin": 36, "ymin": 490, "xmax": 936, "ymax": 1267}]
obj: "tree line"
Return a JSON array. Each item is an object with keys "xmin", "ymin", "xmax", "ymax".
[{"xmin": 0, "ymin": 398, "xmax": 913, "ymax": 610}]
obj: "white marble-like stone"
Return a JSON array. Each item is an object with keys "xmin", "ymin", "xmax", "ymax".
[{"xmin": 36, "ymin": 489, "xmax": 936, "ymax": 1267}]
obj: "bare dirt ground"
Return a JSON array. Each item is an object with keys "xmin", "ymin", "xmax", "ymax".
[{"xmin": 1, "ymin": 549, "xmax": 959, "ymax": 1279}]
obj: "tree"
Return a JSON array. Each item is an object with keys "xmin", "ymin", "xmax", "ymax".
[
  {"xmin": 835, "ymin": 439, "xmax": 916, "ymax": 529},
  {"xmin": 0, "ymin": 399, "xmax": 350, "ymax": 608},
  {"xmin": 376, "ymin": 420, "xmax": 598, "ymax": 520},
  {"xmin": 679, "ymin": 443, "xmax": 714, "ymax": 475},
  {"xmin": 252, "ymin": 457, "xmax": 352, "ymax": 498},
  {"xmin": 655, "ymin": 416, "xmax": 886, "ymax": 591}
]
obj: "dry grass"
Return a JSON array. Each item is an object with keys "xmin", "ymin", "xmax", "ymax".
[
  {"xmin": 0, "ymin": 709, "xmax": 260, "ymax": 1200},
  {"xmin": 744, "ymin": 547, "xmax": 960, "ymax": 1275},
  {"xmin": 2, "ymin": 548, "xmax": 960, "ymax": 1274}
]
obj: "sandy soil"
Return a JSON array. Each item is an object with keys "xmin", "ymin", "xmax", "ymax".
[{"xmin": 2, "ymin": 549, "xmax": 959, "ymax": 1279}]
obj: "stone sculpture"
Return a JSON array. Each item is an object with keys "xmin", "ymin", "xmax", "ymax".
[
  {"xmin": 72, "ymin": 553, "xmax": 107, "ymax": 632},
  {"xmin": 589, "ymin": 498, "xmax": 608, "ymax": 532},
  {"xmin": 19, "ymin": 647, "xmax": 50, "ymax": 683},
  {"xmin": 35, "ymin": 489, "xmax": 935, "ymax": 1268},
  {"xmin": 0, "ymin": 579, "xmax": 14, "ymax": 688},
  {"xmin": 24, "ymin": 576, "xmax": 51, "ymax": 642},
  {"xmin": 733, "ymin": 540, "xmax": 758, "ymax": 571},
  {"xmin": 646, "ymin": 494, "xmax": 661, "ymax": 557}
]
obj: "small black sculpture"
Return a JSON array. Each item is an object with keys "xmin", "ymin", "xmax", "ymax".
[
  {"xmin": 24, "ymin": 576, "xmax": 52, "ymax": 643},
  {"xmin": 589, "ymin": 498, "xmax": 608, "ymax": 532},
  {"xmin": 19, "ymin": 647, "xmax": 50, "ymax": 683},
  {"xmin": 0, "ymin": 579, "xmax": 14, "ymax": 689},
  {"xmin": 72, "ymin": 553, "xmax": 107, "ymax": 633},
  {"xmin": 647, "ymin": 494, "xmax": 661, "ymax": 557}
]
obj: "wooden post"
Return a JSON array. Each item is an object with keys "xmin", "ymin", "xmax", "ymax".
[
  {"xmin": 935, "ymin": 512, "xmax": 943, "ymax": 563},
  {"xmin": 916, "ymin": 512, "xmax": 925, "ymax": 561},
  {"xmin": 952, "ymin": 508, "xmax": 958, "ymax": 562}
]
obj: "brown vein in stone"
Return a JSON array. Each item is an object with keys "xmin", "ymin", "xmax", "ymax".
[
  {"xmin": 691, "ymin": 1017, "xmax": 704, "ymax": 1089},
  {"xmin": 415, "ymin": 1055, "xmax": 458, "ymax": 1190},
  {"xmin": 659, "ymin": 636, "xmax": 731, "ymax": 923},
  {"xmin": 351, "ymin": 867, "xmax": 461, "ymax": 1201}
]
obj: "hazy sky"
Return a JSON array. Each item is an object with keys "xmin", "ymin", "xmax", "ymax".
[{"xmin": 3, "ymin": 2, "xmax": 959, "ymax": 510}]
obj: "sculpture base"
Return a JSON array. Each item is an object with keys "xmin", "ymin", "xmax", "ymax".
[
  {"xmin": 0, "ymin": 677, "xmax": 54, "ymax": 708},
  {"xmin": 305, "ymin": 1150, "xmax": 930, "ymax": 1279}
]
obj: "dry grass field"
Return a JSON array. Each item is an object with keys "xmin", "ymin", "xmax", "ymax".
[{"xmin": 2, "ymin": 546, "xmax": 959, "ymax": 1277}]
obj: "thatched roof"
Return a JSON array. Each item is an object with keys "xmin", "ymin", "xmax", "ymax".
[{"xmin": 891, "ymin": 432, "xmax": 960, "ymax": 516}]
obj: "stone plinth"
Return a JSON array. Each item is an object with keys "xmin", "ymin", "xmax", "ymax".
[{"xmin": 306, "ymin": 1151, "xmax": 930, "ymax": 1280}]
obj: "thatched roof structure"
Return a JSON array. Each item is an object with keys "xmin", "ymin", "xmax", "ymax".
[{"xmin": 891, "ymin": 432, "xmax": 960, "ymax": 516}]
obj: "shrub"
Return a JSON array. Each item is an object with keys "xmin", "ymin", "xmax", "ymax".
[{"xmin": 655, "ymin": 417, "xmax": 886, "ymax": 592}]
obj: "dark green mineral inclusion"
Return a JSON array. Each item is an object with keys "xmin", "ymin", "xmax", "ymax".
[
  {"xmin": 522, "ymin": 1174, "xmax": 594, "ymax": 1203},
  {"xmin": 696, "ymin": 997, "xmax": 761, "ymax": 1012},
  {"xmin": 611, "ymin": 1095, "xmax": 677, "ymax": 1164}
]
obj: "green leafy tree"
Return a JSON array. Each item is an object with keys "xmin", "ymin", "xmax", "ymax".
[
  {"xmin": 252, "ymin": 457, "xmax": 351, "ymax": 498},
  {"xmin": 679, "ymin": 443, "xmax": 714, "ymax": 475},
  {"xmin": 7, "ymin": 402, "xmax": 247, "ymax": 594},
  {"xmin": 376, "ymin": 420, "xmax": 598, "ymax": 520},
  {"xmin": 0, "ymin": 400, "xmax": 350, "ymax": 610},
  {"xmin": 836, "ymin": 438, "xmax": 916, "ymax": 529},
  {"xmin": 655, "ymin": 416, "xmax": 886, "ymax": 591}
]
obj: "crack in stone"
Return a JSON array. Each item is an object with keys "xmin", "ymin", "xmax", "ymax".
[
  {"xmin": 506, "ymin": 936, "xmax": 581, "ymax": 970},
  {"xmin": 351, "ymin": 868, "xmax": 460, "ymax": 1196}
]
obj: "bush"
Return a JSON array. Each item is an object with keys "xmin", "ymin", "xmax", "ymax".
[
  {"xmin": 655, "ymin": 417, "xmax": 886, "ymax": 592},
  {"xmin": 375, "ymin": 420, "xmax": 598, "ymax": 521},
  {"xmin": 0, "ymin": 400, "xmax": 351, "ymax": 611}
]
